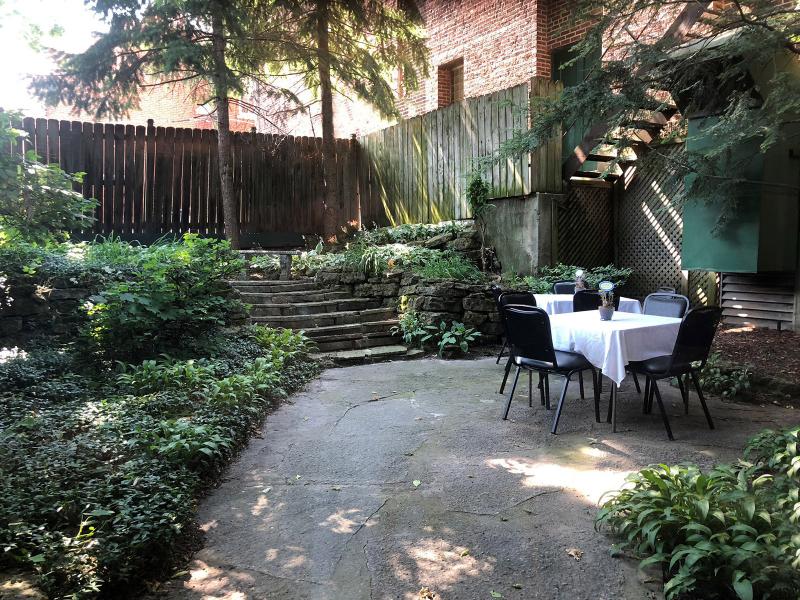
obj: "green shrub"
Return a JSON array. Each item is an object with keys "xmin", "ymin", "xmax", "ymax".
[
  {"xmin": 0, "ymin": 326, "xmax": 318, "ymax": 598},
  {"xmin": 248, "ymin": 254, "xmax": 280, "ymax": 279},
  {"xmin": 410, "ymin": 252, "xmax": 484, "ymax": 282},
  {"xmin": 358, "ymin": 221, "xmax": 469, "ymax": 245},
  {"xmin": 500, "ymin": 263, "xmax": 633, "ymax": 293},
  {"xmin": 391, "ymin": 310, "xmax": 428, "ymax": 348},
  {"xmin": 116, "ymin": 358, "xmax": 218, "ymax": 395},
  {"xmin": 0, "ymin": 112, "xmax": 96, "ymax": 243},
  {"xmin": 84, "ymin": 234, "xmax": 244, "ymax": 362},
  {"xmin": 423, "ymin": 321, "xmax": 481, "ymax": 357},
  {"xmin": 597, "ymin": 427, "xmax": 800, "ymax": 600},
  {"xmin": 699, "ymin": 352, "xmax": 752, "ymax": 399}
]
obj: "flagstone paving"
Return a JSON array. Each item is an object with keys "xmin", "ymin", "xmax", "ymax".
[{"xmin": 158, "ymin": 357, "xmax": 799, "ymax": 600}]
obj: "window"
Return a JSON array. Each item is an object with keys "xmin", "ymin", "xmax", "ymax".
[{"xmin": 438, "ymin": 58, "xmax": 464, "ymax": 107}]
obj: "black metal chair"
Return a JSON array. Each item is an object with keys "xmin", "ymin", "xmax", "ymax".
[
  {"xmin": 573, "ymin": 289, "xmax": 621, "ymax": 312},
  {"xmin": 502, "ymin": 306, "xmax": 600, "ymax": 433},
  {"xmin": 628, "ymin": 306, "xmax": 722, "ymax": 440},
  {"xmin": 497, "ymin": 292, "xmax": 537, "ymax": 392},
  {"xmin": 643, "ymin": 292, "xmax": 690, "ymax": 318},
  {"xmin": 657, "ymin": 286, "xmax": 677, "ymax": 294},
  {"xmin": 552, "ymin": 281, "xmax": 576, "ymax": 294}
]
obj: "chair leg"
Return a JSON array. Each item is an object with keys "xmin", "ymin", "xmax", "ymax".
[
  {"xmin": 598, "ymin": 374, "xmax": 603, "ymax": 394},
  {"xmin": 651, "ymin": 379, "xmax": 674, "ymax": 441},
  {"xmin": 642, "ymin": 376, "xmax": 650, "ymax": 414},
  {"xmin": 689, "ymin": 370, "xmax": 715, "ymax": 430},
  {"xmin": 606, "ymin": 375, "xmax": 613, "ymax": 423},
  {"xmin": 632, "ymin": 371, "xmax": 641, "ymax": 394},
  {"xmin": 503, "ymin": 367, "xmax": 522, "ymax": 420},
  {"xmin": 579, "ymin": 372, "xmax": 585, "ymax": 399},
  {"xmin": 592, "ymin": 369, "xmax": 600, "ymax": 423},
  {"xmin": 496, "ymin": 339, "xmax": 507, "ymax": 364},
  {"xmin": 544, "ymin": 374, "xmax": 551, "ymax": 410},
  {"xmin": 499, "ymin": 356, "xmax": 513, "ymax": 394},
  {"xmin": 528, "ymin": 370, "xmax": 533, "ymax": 407},
  {"xmin": 677, "ymin": 375, "xmax": 689, "ymax": 415},
  {"xmin": 551, "ymin": 373, "xmax": 572, "ymax": 434},
  {"xmin": 538, "ymin": 372, "xmax": 546, "ymax": 406}
]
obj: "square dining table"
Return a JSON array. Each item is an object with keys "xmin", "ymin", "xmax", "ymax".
[
  {"xmin": 547, "ymin": 311, "xmax": 682, "ymax": 431},
  {"xmin": 533, "ymin": 294, "xmax": 642, "ymax": 315}
]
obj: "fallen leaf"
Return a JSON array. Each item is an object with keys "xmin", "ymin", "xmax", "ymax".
[
  {"xmin": 566, "ymin": 547, "xmax": 583, "ymax": 561},
  {"xmin": 412, "ymin": 480, "xmax": 422, "ymax": 488},
  {"xmin": 331, "ymin": 486, "xmax": 342, "ymax": 491},
  {"xmin": 404, "ymin": 452, "xmax": 414, "ymax": 456},
  {"xmin": 523, "ymin": 509, "xmax": 535, "ymax": 515},
  {"xmin": 512, "ymin": 584, "xmax": 523, "ymax": 589},
  {"xmin": 418, "ymin": 586, "xmax": 436, "ymax": 599},
  {"xmin": 499, "ymin": 517, "xmax": 508, "ymax": 522},
  {"xmin": 303, "ymin": 416, "xmax": 309, "ymax": 421},
  {"xmin": 262, "ymin": 487, "xmax": 272, "ymax": 494},
  {"xmin": 459, "ymin": 549, "xmax": 470, "ymax": 557},
  {"xmin": 490, "ymin": 592, "xmax": 503, "ymax": 599},
  {"xmin": 172, "ymin": 570, "xmax": 189, "ymax": 578},
  {"xmin": 295, "ymin": 474, "xmax": 302, "ymax": 480}
]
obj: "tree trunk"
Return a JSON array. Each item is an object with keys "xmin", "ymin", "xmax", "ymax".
[
  {"xmin": 316, "ymin": 0, "xmax": 338, "ymax": 242},
  {"xmin": 211, "ymin": 9, "xmax": 241, "ymax": 249}
]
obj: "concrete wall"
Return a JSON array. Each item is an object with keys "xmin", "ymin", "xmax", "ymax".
[{"xmin": 484, "ymin": 193, "xmax": 561, "ymax": 275}]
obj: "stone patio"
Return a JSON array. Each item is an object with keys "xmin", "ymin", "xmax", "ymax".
[{"xmin": 157, "ymin": 357, "xmax": 799, "ymax": 600}]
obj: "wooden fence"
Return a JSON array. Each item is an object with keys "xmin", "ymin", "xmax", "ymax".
[
  {"xmin": 13, "ymin": 117, "xmax": 359, "ymax": 245},
  {"xmin": 358, "ymin": 77, "xmax": 562, "ymax": 226}
]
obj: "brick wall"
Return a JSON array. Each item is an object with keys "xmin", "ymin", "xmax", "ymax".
[
  {"xmin": 397, "ymin": 0, "xmax": 549, "ymax": 118},
  {"xmin": 46, "ymin": 80, "xmax": 258, "ymax": 132}
]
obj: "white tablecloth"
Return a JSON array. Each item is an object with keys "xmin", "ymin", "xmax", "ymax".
[
  {"xmin": 548, "ymin": 311, "xmax": 681, "ymax": 386},
  {"xmin": 533, "ymin": 294, "xmax": 642, "ymax": 315}
]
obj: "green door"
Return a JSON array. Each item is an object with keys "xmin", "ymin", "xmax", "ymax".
[{"xmin": 552, "ymin": 44, "xmax": 600, "ymax": 164}]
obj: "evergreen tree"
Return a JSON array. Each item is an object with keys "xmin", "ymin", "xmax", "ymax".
[
  {"xmin": 30, "ymin": 0, "xmax": 293, "ymax": 249},
  {"xmin": 497, "ymin": 0, "xmax": 800, "ymax": 224},
  {"xmin": 273, "ymin": 0, "xmax": 428, "ymax": 240}
]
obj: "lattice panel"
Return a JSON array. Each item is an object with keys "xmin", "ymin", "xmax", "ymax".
[
  {"xmin": 557, "ymin": 184, "xmax": 614, "ymax": 267},
  {"xmin": 617, "ymin": 145, "xmax": 688, "ymax": 299}
]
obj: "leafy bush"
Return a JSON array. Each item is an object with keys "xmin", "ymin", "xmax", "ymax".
[
  {"xmin": 423, "ymin": 321, "xmax": 481, "ymax": 357},
  {"xmin": 391, "ymin": 310, "xmax": 428, "ymax": 348},
  {"xmin": 500, "ymin": 263, "xmax": 633, "ymax": 293},
  {"xmin": 248, "ymin": 254, "xmax": 280, "ymax": 279},
  {"xmin": 0, "ymin": 112, "xmax": 96, "ymax": 243},
  {"xmin": 597, "ymin": 427, "xmax": 800, "ymax": 600},
  {"xmin": 358, "ymin": 221, "xmax": 470, "ymax": 245},
  {"xmin": 0, "ymin": 326, "xmax": 318, "ymax": 598},
  {"xmin": 466, "ymin": 174, "xmax": 492, "ymax": 271},
  {"xmin": 699, "ymin": 352, "xmax": 752, "ymax": 399},
  {"xmin": 84, "ymin": 234, "xmax": 244, "ymax": 361},
  {"xmin": 409, "ymin": 252, "xmax": 484, "ymax": 282}
]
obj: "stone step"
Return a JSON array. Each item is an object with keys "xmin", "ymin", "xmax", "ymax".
[
  {"xmin": 238, "ymin": 290, "xmax": 351, "ymax": 305},
  {"xmin": 249, "ymin": 298, "xmax": 382, "ymax": 317},
  {"xmin": 300, "ymin": 319, "xmax": 399, "ymax": 339},
  {"xmin": 310, "ymin": 344, "xmax": 416, "ymax": 366},
  {"xmin": 251, "ymin": 307, "xmax": 397, "ymax": 330},
  {"xmin": 231, "ymin": 280, "xmax": 319, "ymax": 294},
  {"xmin": 314, "ymin": 334, "xmax": 401, "ymax": 353}
]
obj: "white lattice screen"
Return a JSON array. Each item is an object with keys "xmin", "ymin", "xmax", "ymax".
[{"xmin": 616, "ymin": 144, "xmax": 717, "ymax": 305}]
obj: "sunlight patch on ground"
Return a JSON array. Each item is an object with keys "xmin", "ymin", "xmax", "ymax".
[
  {"xmin": 387, "ymin": 537, "xmax": 495, "ymax": 599},
  {"xmin": 486, "ymin": 456, "xmax": 633, "ymax": 504},
  {"xmin": 320, "ymin": 508, "xmax": 364, "ymax": 534}
]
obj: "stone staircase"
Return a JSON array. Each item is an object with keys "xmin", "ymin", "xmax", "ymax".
[{"xmin": 229, "ymin": 277, "xmax": 421, "ymax": 365}]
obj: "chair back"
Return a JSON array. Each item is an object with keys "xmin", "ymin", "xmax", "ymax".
[
  {"xmin": 497, "ymin": 291, "xmax": 536, "ymax": 336},
  {"xmin": 643, "ymin": 293, "xmax": 690, "ymax": 318},
  {"xmin": 489, "ymin": 284, "xmax": 503, "ymax": 302},
  {"xmin": 657, "ymin": 286, "xmax": 677, "ymax": 294},
  {"xmin": 573, "ymin": 289, "xmax": 621, "ymax": 312},
  {"xmin": 498, "ymin": 291, "xmax": 537, "ymax": 310},
  {"xmin": 503, "ymin": 305, "xmax": 557, "ymax": 367},
  {"xmin": 670, "ymin": 306, "xmax": 722, "ymax": 368},
  {"xmin": 552, "ymin": 281, "xmax": 576, "ymax": 294}
]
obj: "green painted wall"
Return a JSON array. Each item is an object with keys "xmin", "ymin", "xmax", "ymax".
[{"xmin": 681, "ymin": 116, "xmax": 799, "ymax": 273}]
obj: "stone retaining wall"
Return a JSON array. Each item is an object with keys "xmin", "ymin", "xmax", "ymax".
[
  {"xmin": 313, "ymin": 268, "xmax": 502, "ymax": 342},
  {"xmin": 0, "ymin": 280, "xmax": 91, "ymax": 337}
]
